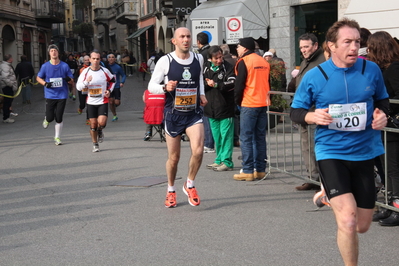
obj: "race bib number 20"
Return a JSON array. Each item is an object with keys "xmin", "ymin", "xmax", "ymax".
[{"xmin": 328, "ymin": 103, "xmax": 367, "ymax": 131}]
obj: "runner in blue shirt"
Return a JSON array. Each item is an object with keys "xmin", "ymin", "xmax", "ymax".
[
  {"xmin": 107, "ymin": 53, "xmax": 126, "ymax": 121},
  {"xmin": 290, "ymin": 18, "xmax": 389, "ymax": 266},
  {"xmin": 37, "ymin": 44, "xmax": 74, "ymax": 145}
]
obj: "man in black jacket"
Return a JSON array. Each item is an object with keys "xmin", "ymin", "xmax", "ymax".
[
  {"xmin": 294, "ymin": 33, "xmax": 326, "ymax": 191},
  {"xmin": 15, "ymin": 55, "xmax": 34, "ymax": 104},
  {"xmin": 203, "ymin": 46, "xmax": 236, "ymax": 171},
  {"xmin": 197, "ymin": 31, "xmax": 214, "ymax": 153}
]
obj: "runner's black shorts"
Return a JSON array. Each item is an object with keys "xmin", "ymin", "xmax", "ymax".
[
  {"xmin": 87, "ymin": 103, "xmax": 108, "ymax": 119},
  {"xmin": 110, "ymin": 87, "xmax": 121, "ymax": 100},
  {"xmin": 45, "ymin": 99, "xmax": 67, "ymax": 123},
  {"xmin": 164, "ymin": 110, "xmax": 202, "ymax": 138},
  {"xmin": 318, "ymin": 159, "xmax": 375, "ymax": 209}
]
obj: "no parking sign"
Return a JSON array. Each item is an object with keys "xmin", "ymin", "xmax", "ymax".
[{"xmin": 225, "ymin": 16, "xmax": 243, "ymax": 44}]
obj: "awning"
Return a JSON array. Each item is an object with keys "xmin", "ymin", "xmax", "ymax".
[
  {"xmin": 344, "ymin": 0, "xmax": 399, "ymax": 38},
  {"xmin": 126, "ymin": 25, "xmax": 153, "ymax": 40},
  {"xmin": 189, "ymin": 0, "xmax": 269, "ymax": 40}
]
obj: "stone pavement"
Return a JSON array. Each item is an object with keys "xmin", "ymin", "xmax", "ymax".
[{"xmin": 0, "ymin": 74, "xmax": 397, "ymax": 265}]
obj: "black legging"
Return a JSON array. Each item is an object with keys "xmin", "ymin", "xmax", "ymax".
[
  {"xmin": 2, "ymin": 86, "xmax": 14, "ymax": 120},
  {"xmin": 45, "ymin": 99, "xmax": 67, "ymax": 123}
]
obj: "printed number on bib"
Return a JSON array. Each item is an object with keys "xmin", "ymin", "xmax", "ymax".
[
  {"xmin": 328, "ymin": 103, "xmax": 367, "ymax": 131},
  {"xmin": 49, "ymin": 77, "xmax": 62, "ymax": 88},
  {"xmin": 174, "ymin": 87, "xmax": 197, "ymax": 111},
  {"xmin": 88, "ymin": 85, "xmax": 102, "ymax": 97}
]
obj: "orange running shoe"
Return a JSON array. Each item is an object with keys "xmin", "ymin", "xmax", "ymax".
[
  {"xmin": 165, "ymin": 191, "xmax": 177, "ymax": 208},
  {"xmin": 313, "ymin": 184, "xmax": 331, "ymax": 208},
  {"xmin": 183, "ymin": 182, "xmax": 200, "ymax": 206},
  {"xmin": 86, "ymin": 119, "xmax": 90, "ymax": 125}
]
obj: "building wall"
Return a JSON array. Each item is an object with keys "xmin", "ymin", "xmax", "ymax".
[{"xmin": 0, "ymin": 0, "xmax": 44, "ymax": 71}]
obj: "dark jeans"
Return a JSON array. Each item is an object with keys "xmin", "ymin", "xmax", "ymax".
[
  {"xmin": 240, "ymin": 106, "xmax": 267, "ymax": 173},
  {"xmin": 2, "ymin": 86, "xmax": 14, "ymax": 120},
  {"xmin": 385, "ymin": 136, "xmax": 399, "ymax": 199},
  {"xmin": 203, "ymin": 115, "xmax": 214, "ymax": 149}
]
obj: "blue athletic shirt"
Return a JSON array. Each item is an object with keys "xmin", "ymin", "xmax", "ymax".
[
  {"xmin": 37, "ymin": 61, "xmax": 73, "ymax": 99},
  {"xmin": 108, "ymin": 63, "xmax": 126, "ymax": 88},
  {"xmin": 291, "ymin": 58, "xmax": 388, "ymax": 161}
]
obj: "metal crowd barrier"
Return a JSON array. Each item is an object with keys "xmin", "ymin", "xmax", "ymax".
[{"xmin": 260, "ymin": 91, "xmax": 399, "ymax": 213}]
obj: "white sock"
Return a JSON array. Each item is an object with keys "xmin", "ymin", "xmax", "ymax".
[
  {"xmin": 168, "ymin": 185, "xmax": 175, "ymax": 192},
  {"xmin": 187, "ymin": 178, "xmax": 194, "ymax": 188},
  {"xmin": 55, "ymin": 122, "xmax": 63, "ymax": 138}
]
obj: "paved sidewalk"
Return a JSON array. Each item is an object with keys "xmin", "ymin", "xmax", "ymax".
[{"xmin": 1, "ymin": 75, "xmax": 397, "ymax": 265}]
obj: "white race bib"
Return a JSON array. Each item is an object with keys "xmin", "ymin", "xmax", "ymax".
[
  {"xmin": 49, "ymin": 77, "xmax": 63, "ymax": 88},
  {"xmin": 328, "ymin": 103, "xmax": 367, "ymax": 131}
]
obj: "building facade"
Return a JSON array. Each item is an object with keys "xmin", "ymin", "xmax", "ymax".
[{"xmin": 1, "ymin": 0, "xmax": 399, "ymax": 73}]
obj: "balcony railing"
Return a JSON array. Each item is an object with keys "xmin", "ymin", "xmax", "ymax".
[
  {"xmin": 115, "ymin": 0, "xmax": 139, "ymax": 24},
  {"xmin": 93, "ymin": 7, "xmax": 116, "ymax": 24},
  {"xmin": 35, "ymin": 0, "xmax": 65, "ymax": 23}
]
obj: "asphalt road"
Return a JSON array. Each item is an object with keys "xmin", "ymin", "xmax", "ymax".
[{"xmin": 1, "ymin": 73, "xmax": 397, "ymax": 265}]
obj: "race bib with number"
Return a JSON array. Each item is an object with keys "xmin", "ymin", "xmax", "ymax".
[
  {"xmin": 49, "ymin": 77, "xmax": 63, "ymax": 88},
  {"xmin": 88, "ymin": 85, "xmax": 102, "ymax": 97},
  {"xmin": 174, "ymin": 87, "xmax": 197, "ymax": 111},
  {"xmin": 82, "ymin": 87, "xmax": 88, "ymax": 95},
  {"xmin": 328, "ymin": 102, "xmax": 367, "ymax": 131}
]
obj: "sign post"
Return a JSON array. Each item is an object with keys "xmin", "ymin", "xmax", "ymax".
[{"xmin": 225, "ymin": 16, "xmax": 244, "ymax": 44}]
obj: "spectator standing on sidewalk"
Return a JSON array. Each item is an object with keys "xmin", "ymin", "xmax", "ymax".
[
  {"xmin": 197, "ymin": 32, "xmax": 214, "ymax": 153},
  {"xmin": 0, "ymin": 54, "xmax": 18, "ymax": 123},
  {"xmin": 37, "ymin": 44, "xmax": 74, "ymax": 145},
  {"xmin": 294, "ymin": 33, "xmax": 326, "ymax": 191},
  {"xmin": 367, "ymin": 31, "xmax": 399, "ymax": 226},
  {"xmin": 291, "ymin": 18, "xmax": 389, "ymax": 265},
  {"xmin": 203, "ymin": 45, "xmax": 236, "ymax": 171},
  {"xmin": 233, "ymin": 37, "xmax": 270, "ymax": 181},
  {"xmin": 220, "ymin": 44, "xmax": 240, "ymax": 147},
  {"xmin": 15, "ymin": 55, "xmax": 35, "ymax": 104}
]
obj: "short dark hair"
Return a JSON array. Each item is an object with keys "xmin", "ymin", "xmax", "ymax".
[
  {"xmin": 298, "ymin": 33, "xmax": 318, "ymax": 45},
  {"xmin": 197, "ymin": 32, "xmax": 209, "ymax": 45},
  {"xmin": 89, "ymin": 50, "xmax": 101, "ymax": 58},
  {"xmin": 360, "ymin": 27, "xmax": 371, "ymax": 48},
  {"xmin": 3, "ymin": 54, "xmax": 12, "ymax": 61},
  {"xmin": 207, "ymin": 45, "xmax": 223, "ymax": 59},
  {"xmin": 21, "ymin": 55, "xmax": 28, "ymax": 62},
  {"xmin": 326, "ymin": 18, "xmax": 360, "ymax": 44},
  {"xmin": 220, "ymin": 44, "xmax": 231, "ymax": 56}
]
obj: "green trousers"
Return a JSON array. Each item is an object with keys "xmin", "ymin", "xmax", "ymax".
[{"xmin": 209, "ymin": 117, "xmax": 234, "ymax": 168}]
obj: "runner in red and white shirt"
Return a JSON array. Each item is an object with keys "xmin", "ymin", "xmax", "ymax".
[{"xmin": 76, "ymin": 50, "xmax": 115, "ymax": 152}]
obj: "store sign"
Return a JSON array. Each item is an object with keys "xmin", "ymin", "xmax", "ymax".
[
  {"xmin": 191, "ymin": 19, "xmax": 221, "ymax": 46},
  {"xmin": 173, "ymin": 0, "xmax": 197, "ymax": 16},
  {"xmin": 225, "ymin": 16, "xmax": 243, "ymax": 44}
]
